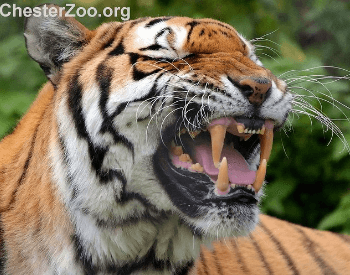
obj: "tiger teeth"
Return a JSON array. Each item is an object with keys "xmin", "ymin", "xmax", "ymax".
[
  {"xmin": 237, "ymin": 124, "xmax": 245, "ymax": 134},
  {"xmin": 178, "ymin": 128, "xmax": 202, "ymax": 138},
  {"xmin": 242, "ymin": 128, "xmax": 263, "ymax": 135},
  {"xmin": 171, "ymin": 145, "xmax": 183, "ymax": 156},
  {"xmin": 253, "ymin": 159, "xmax": 267, "ymax": 193},
  {"xmin": 172, "ymin": 119, "xmax": 274, "ymax": 195},
  {"xmin": 190, "ymin": 163, "xmax": 204, "ymax": 172},
  {"xmin": 215, "ymin": 157, "xmax": 230, "ymax": 193},
  {"xmin": 208, "ymin": 124, "xmax": 228, "ymax": 168},
  {"xmin": 179, "ymin": 153, "xmax": 192, "ymax": 163}
]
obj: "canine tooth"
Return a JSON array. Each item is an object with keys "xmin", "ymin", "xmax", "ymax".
[
  {"xmin": 208, "ymin": 124, "xmax": 227, "ymax": 168},
  {"xmin": 216, "ymin": 157, "xmax": 229, "ymax": 192},
  {"xmin": 237, "ymin": 124, "xmax": 245, "ymax": 134},
  {"xmin": 179, "ymin": 153, "xmax": 192, "ymax": 163},
  {"xmin": 190, "ymin": 163, "xmax": 204, "ymax": 172},
  {"xmin": 259, "ymin": 121, "xmax": 274, "ymax": 163},
  {"xmin": 253, "ymin": 159, "xmax": 267, "ymax": 193},
  {"xmin": 171, "ymin": 146, "xmax": 183, "ymax": 156}
]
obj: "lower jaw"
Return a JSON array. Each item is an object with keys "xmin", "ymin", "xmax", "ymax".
[{"xmin": 153, "ymin": 143, "xmax": 259, "ymax": 220}]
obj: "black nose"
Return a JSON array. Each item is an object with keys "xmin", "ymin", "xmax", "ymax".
[{"xmin": 239, "ymin": 78, "xmax": 272, "ymax": 106}]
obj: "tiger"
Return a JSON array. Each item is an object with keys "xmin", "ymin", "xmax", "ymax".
[{"xmin": 0, "ymin": 3, "xmax": 349, "ymax": 275}]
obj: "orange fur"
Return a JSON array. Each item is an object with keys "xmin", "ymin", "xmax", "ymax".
[
  {"xmin": 193, "ymin": 215, "xmax": 350, "ymax": 274},
  {"xmin": 0, "ymin": 83, "xmax": 74, "ymax": 274}
]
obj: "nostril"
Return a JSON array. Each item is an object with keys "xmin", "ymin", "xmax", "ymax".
[{"xmin": 241, "ymin": 85, "xmax": 254, "ymax": 98}]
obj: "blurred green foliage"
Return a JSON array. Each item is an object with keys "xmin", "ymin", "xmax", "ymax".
[{"xmin": 0, "ymin": 0, "xmax": 349, "ymax": 233}]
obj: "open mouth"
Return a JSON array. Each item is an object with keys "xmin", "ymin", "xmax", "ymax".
[
  {"xmin": 153, "ymin": 116, "xmax": 274, "ymax": 217},
  {"xmin": 169, "ymin": 117, "xmax": 274, "ymax": 195}
]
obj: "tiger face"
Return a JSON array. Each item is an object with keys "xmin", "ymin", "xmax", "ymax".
[
  {"xmin": 19, "ymin": 4, "xmax": 292, "ymax": 271},
  {"xmin": 25, "ymin": 7, "xmax": 291, "ymax": 237}
]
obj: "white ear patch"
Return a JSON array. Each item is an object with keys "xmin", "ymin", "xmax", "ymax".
[
  {"xmin": 171, "ymin": 25, "xmax": 190, "ymax": 59},
  {"xmin": 135, "ymin": 22, "xmax": 168, "ymax": 47}
]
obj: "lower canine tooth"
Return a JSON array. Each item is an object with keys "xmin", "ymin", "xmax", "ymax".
[
  {"xmin": 259, "ymin": 120, "xmax": 274, "ymax": 162},
  {"xmin": 253, "ymin": 159, "xmax": 267, "ymax": 193},
  {"xmin": 208, "ymin": 124, "xmax": 227, "ymax": 168},
  {"xmin": 216, "ymin": 157, "xmax": 229, "ymax": 192},
  {"xmin": 179, "ymin": 153, "xmax": 192, "ymax": 163}
]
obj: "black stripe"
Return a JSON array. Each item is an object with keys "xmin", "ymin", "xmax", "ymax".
[
  {"xmin": 249, "ymin": 234, "xmax": 274, "ymax": 275},
  {"xmin": 186, "ymin": 21, "xmax": 200, "ymax": 42},
  {"xmin": 58, "ymin": 135, "xmax": 79, "ymax": 202},
  {"xmin": 145, "ymin": 17, "xmax": 172, "ymax": 28},
  {"xmin": 129, "ymin": 17, "xmax": 149, "ymax": 28},
  {"xmin": 102, "ymin": 25, "xmax": 123, "ymax": 49},
  {"xmin": 109, "ymin": 40, "xmax": 125, "ymax": 56},
  {"xmin": 174, "ymin": 261, "xmax": 194, "ymax": 275},
  {"xmin": 230, "ymin": 239, "xmax": 249, "ymax": 273},
  {"xmin": 95, "ymin": 211, "xmax": 167, "ymax": 228},
  {"xmin": 68, "ymin": 73, "xmax": 128, "ymax": 184},
  {"xmin": 96, "ymin": 63, "xmax": 135, "ymax": 157},
  {"xmin": 116, "ymin": 245, "xmax": 172, "ymax": 274},
  {"xmin": 199, "ymin": 21, "xmax": 234, "ymax": 31},
  {"xmin": 68, "ymin": 74, "xmax": 90, "ymax": 139},
  {"xmin": 117, "ymin": 191, "xmax": 152, "ymax": 208},
  {"xmin": 5, "ymin": 122, "xmax": 39, "ymax": 211},
  {"xmin": 128, "ymin": 53, "xmax": 161, "ymax": 81},
  {"xmin": 259, "ymin": 222, "xmax": 299, "ymax": 275},
  {"xmin": 140, "ymin": 44, "xmax": 168, "ymax": 51},
  {"xmin": 296, "ymin": 227, "xmax": 338, "ymax": 275},
  {"xmin": 72, "ymin": 234, "xmax": 96, "ymax": 275},
  {"xmin": 74, "ymin": 233, "xmax": 180, "ymax": 274},
  {"xmin": 110, "ymin": 102, "xmax": 128, "ymax": 119}
]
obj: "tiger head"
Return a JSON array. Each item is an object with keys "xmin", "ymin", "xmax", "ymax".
[{"xmin": 24, "ymin": 5, "xmax": 292, "ymax": 241}]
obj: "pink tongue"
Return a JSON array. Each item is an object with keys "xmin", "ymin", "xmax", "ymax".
[{"xmin": 195, "ymin": 144, "xmax": 256, "ymax": 185}]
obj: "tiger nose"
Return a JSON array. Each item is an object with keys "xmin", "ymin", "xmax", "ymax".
[{"xmin": 239, "ymin": 78, "xmax": 272, "ymax": 106}]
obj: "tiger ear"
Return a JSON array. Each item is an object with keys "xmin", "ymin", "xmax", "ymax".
[{"xmin": 24, "ymin": 4, "xmax": 93, "ymax": 84}]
